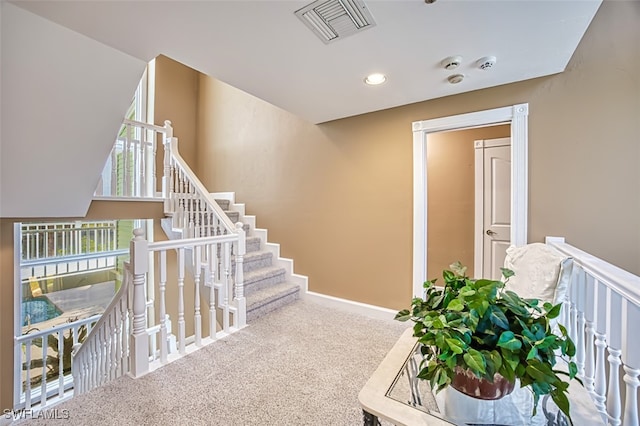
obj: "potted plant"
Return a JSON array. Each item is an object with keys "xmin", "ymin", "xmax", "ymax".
[{"xmin": 395, "ymin": 262, "xmax": 579, "ymax": 424}]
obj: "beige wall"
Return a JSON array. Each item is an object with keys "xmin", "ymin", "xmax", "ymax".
[
  {"xmin": 154, "ymin": 55, "xmax": 199, "ymax": 171},
  {"xmin": 427, "ymin": 125, "xmax": 510, "ymax": 279},
  {"xmin": 197, "ymin": 1, "xmax": 639, "ymax": 312}
]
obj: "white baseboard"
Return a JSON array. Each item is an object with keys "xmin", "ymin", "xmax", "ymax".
[{"xmin": 304, "ymin": 291, "xmax": 399, "ymax": 321}]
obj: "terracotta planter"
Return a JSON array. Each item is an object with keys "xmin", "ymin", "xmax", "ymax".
[{"xmin": 450, "ymin": 367, "xmax": 515, "ymax": 400}]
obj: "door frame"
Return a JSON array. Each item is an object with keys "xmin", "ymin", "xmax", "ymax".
[
  {"xmin": 412, "ymin": 103, "xmax": 528, "ymax": 297},
  {"xmin": 474, "ymin": 137, "xmax": 511, "ymax": 279}
]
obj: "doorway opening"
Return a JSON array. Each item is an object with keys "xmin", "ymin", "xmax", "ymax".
[{"xmin": 412, "ymin": 104, "xmax": 529, "ymax": 297}]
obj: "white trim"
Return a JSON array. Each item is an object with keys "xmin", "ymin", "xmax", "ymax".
[
  {"xmin": 474, "ymin": 141, "xmax": 484, "ymax": 279},
  {"xmin": 92, "ymin": 196, "xmax": 163, "ymax": 202},
  {"xmin": 305, "ymin": 291, "xmax": 399, "ymax": 321},
  {"xmin": 412, "ymin": 103, "xmax": 528, "ymax": 297},
  {"xmin": 13, "ymin": 223, "xmax": 22, "ymax": 409}
]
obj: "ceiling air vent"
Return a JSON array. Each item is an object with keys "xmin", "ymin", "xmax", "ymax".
[{"xmin": 295, "ymin": 0, "xmax": 376, "ymax": 44}]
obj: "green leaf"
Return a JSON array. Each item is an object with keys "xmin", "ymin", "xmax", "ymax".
[
  {"xmin": 488, "ymin": 305, "xmax": 509, "ymax": 329},
  {"xmin": 551, "ymin": 389, "xmax": 572, "ymax": 425},
  {"xmin": 447, "ymin": 299, "xmax": 464, "ymax": 312},
  {"xmin": 500, "ymin": 268, "xmax": 515, "ymax": 279},
  {"xmin": 527, "ymin": 346, "xmax": 539, "ymax": 360},
  {"xmin": 565, "ymin": 337, "xmax": 576, "ymax": 357},
  {"xmin": 432, "ymin": 315, "xmax": 447, "ymax": 329},
  {"xmin": 395, "ymin": 309, "xmax": 411, "ymax": 321},
  {"xmin": 463, "ymin": 348, "xmax": 487, "ymax": 375},
  {"xmin": 546, "ymin": 303, "xmax": 562, "ymax": 319},
  {"xmin": 443, "ymin": 269, "xmax": 456, "ymax": 283},
  {"xmin": 497, "ymin": 331, "xmax": 523, "ymax": 351},
  {"xmin": 525, "ymin": 360, "xmax": 558, "ymax": 384},
  {"xmin": 446, "ymin": 338, "xmax": 465, "ymax": 354},
  {"xmin": 568, "ymin": 361, "xmax": 578, "ymax": 379},
  {"xmin": 449, "ymin": 261, "xmax": 467, "ymax": 277}
]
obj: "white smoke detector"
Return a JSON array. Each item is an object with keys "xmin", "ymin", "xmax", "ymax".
[
  {"xmin": 447, "ymin": 74, "xmax": 465, "ymax": 84},
  {"xmin": 476, "ymin": 56, "xmax": 497, "ymax": 70},
  {"xmin": 441, "ymin": 56, "xmax": 463, "ymax": 70}
]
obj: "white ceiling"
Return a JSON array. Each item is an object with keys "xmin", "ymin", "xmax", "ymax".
[{"xmin": 12, "ymin": 0, "xmax": 602, "ymax": 124}]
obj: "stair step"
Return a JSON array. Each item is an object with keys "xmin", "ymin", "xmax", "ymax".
[
  {"xmin": 246, "ymin": 281, "xmax": 300, "ymax": 322},
  {"xmin": 243, "ymin": 266, "xmax": 287, "ymax": 295},
  {"xmin": 241, "ymin": 250, "xmax": 273, "ymax": 272},
  {"xmin": 246, "ymin": 236, "xmax": 261, "ymax": 253},
  {"xmin": 215, "ymin": 199, "xmax": 230, "ymax": 210},
  {"xmin": 225, "ymin": 211, "xmax": 240, "ymax": 223}
]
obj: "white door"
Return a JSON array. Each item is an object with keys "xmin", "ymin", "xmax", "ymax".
[{"xmin": 474, "ymin": 138, "xmax": 511, "ymax": 280}]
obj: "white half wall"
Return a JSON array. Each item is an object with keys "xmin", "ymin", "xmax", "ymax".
[{"xmin": 0, "ymin": 3, "xmax": 147, "ymax": 217}]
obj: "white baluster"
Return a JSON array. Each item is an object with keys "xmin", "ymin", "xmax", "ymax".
[
  {"xmin": 607, "ymin": 289, "xmax": 624, "ymax": 426},
  {"xmin": 129, "ymin": 229, "xmax": 149, "ymax": 378},
  {"xmin": 58, "ymin": 329, "xmax": 64, "ymax": 398},
  {"xmin": 234, "ymin": 222, "xmax": 247, "ymax": 328},
  {"xmin": 194, "ymin": 245, "xmax": 202, "ymax": 346},
  {"xmin": 40, "ymin": 335, "xmax": 47, "ymax": 407},
  {"xmin": 585, "ymin": 319, "xmax": 596, "ymax": 393},
  {"xmin": 594, "ymin": 331, "xmax": 607, "ymax": 417},
  {"xmin": 608, "ymin": 348, "xmax": 623, "ymax": 426},
  {"xmin": 124, "ymin": 125, "xmax": 131, "ymax": 196},
  {"xmin": 110, "ymin": 314, "xmax": 117, "ymax": 381},
  {"xmin": 159, "ymin": 250, "xmax": 168, "ymax": 363},
  {"xmin": 178, "ymin": 247, "xmax": 186, "ymax": 355},
  {"xmin": 209, "ymin": 244, "xmax": 218, "ymax": 340},
  {"xmin": 577, "ymin": 310, "xmax": 586, "ymax": 379},
  {"xmin": 622, "ymin": 366, "xmax": 640, "ymax": 426},
  {"xmin": 110, "ymin": 149, "xmax": 117, "ymax": 196},
  {"xmin": 592, "ymin": 280, "xmax": 608, "ymax": 420},
  {"xmin": 25, "ymin": 340, "xmax": 31, "ymax": 409},
  {"xmin": 223, "ymin": 242, "xmax": 231, "ymax": 332}
]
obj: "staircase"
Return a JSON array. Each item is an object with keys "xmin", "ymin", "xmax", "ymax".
[
  {"xmin": 212, "ymin": 197, "xmax": 305, "ymax": 322},
  {"xmin": 65, "ymin": 119, "xmax": 308, "ymax": 404}
]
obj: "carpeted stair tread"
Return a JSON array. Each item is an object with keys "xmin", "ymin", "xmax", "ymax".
[
  {"xmin": 243, "ymin": 265, "xmax": 287, "ymax": 286},
  {"xmin": 225, "ymin": 211, "xmax": 240, "ymax": 222},
  {"xmin": 240, "ymin": 250, "xmax": 273, "ymax": 273},
  {"xmin": 245, "ymin": 236, "xmax": 261, "ymax": 253},
  {"xmin": 246, "ymin": 281, "xmax": 300, "ymax": 320},
  {"xmin": 215, "ymin": 199, "xmax": 230, "ymax": 210}
]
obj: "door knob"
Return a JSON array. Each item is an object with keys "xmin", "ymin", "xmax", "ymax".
[{"xmin": 486, "ymin": 229, "xmax": 497, "ymax": 236}]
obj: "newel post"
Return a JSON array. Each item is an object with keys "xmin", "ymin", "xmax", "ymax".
[
  {"xmin": 129, "ymin": 228, "xmax": 149, "ymax": 378},
  {"xmin": 162, "ymin": 120, "xmax": 174, "ymax": 213},
  {"xmin": 234, "ymin": 222, "xmax": 247, "ymax": 328}
]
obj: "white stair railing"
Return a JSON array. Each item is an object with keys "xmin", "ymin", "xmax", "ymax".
[
  {"xmin": 14, "ymin": 314, "xmax": 101, "ymax": 411},
  {"xmin": 71, "ymin": 263, "xmax": 133, "ymax": 395},
  {"xmin": 73, "ymin": 225, "xmax": 246, "ymax": 394},
  {"xmin": 95, "ymin": 120, "xmax": 164, "ymax": 198},
  {"xmin": 162, "ymin": 128, "xmax": 236, "ymax": 238},
  {"xmin": 21, "ymin": 221, "xmax": 118, "ymax": 262},
  {"xmin": 72, "ymin": 118, "xmax": 245, "ymax": 395},
  {"xmin": 546, "ymin": 237, "xmax": 640, "ymax": 426}
]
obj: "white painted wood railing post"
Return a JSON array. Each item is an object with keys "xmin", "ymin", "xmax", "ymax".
[
  {"xmin": 162, "ymin": 120, "xmax": 173, "ymax": 213},
  {"xmin": 593, "ymin": 280, "xmax": 608, "ymax": 420},
  {"xmin": 622, "ymin": 297, "xmax": 640, "ymax": 426},
  {"xmin": 607, "ymin": 289, "xmax": 623, "ymax": 426},
  {"xmin": 234, "ymin": 222, "xmax": 246, "ymax": 328},
  {"xmin": 209, "ymin": 243, "xmax": 218, "ymax": 340},
  {"xmin": 159, "ymin": 250, "xmax": 168, "ymax": 363},
  {"xmin": 129, "ymin": 228, "xmax": 149, "ymax": 378},
  {"xmin": 194, "ymin": 245, "xmax": 202, "ymax": 347},
  {"xmin": 177, "ymin": 248, "xmax": 186, "ymax": 355}
]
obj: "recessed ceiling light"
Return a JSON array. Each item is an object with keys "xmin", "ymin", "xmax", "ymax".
[{"xmin": 364, "ymin": 73, "xmax": 387, "ymax": 85}]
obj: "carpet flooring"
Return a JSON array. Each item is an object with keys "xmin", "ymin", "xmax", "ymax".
[{"xmin": 17, "ymin": 298, "xmax": 407, "ymax": 426}]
